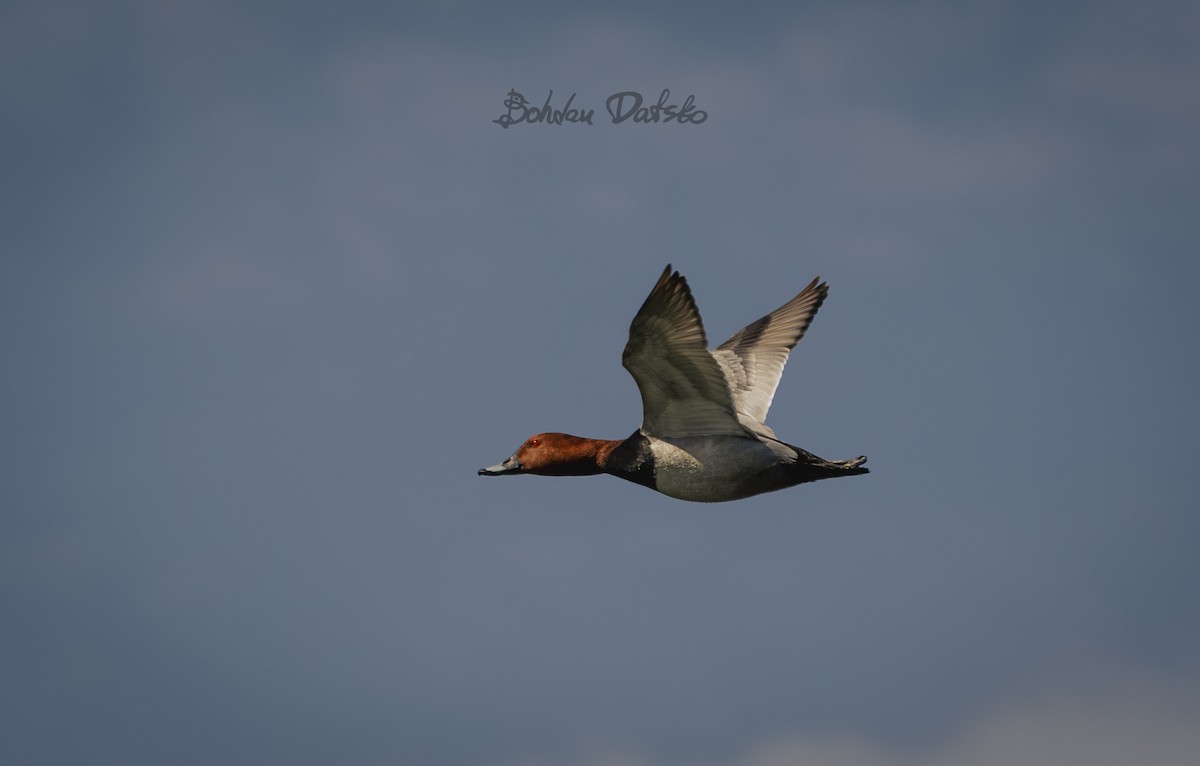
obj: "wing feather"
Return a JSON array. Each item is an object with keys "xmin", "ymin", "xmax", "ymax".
[
  {"xmin": 621, "ymin": 266, "xmax": 746, "ymax": 437},
  {"xmin": 713, "ymin": 277, "xmax": 828, "ymax": 430}
]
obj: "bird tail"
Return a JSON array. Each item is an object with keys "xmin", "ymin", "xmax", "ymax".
[{"xmin": 792, "ymin": 449, "xmax": 869, "ymax": 481}]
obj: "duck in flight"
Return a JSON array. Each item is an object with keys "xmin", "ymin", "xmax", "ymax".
[{"xmin": 479, "ymin": 265, "xmax": 868, "ymax": 502}]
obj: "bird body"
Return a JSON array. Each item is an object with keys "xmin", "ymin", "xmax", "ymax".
[{"xmin": 479, "ymin": 265, "xmax": 867, "ymax": 502}]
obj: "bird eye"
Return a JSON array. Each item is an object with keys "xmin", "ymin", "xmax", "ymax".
[{"xmin": 530, "ymin": 439, "xmax": 540, "ymax": 447}]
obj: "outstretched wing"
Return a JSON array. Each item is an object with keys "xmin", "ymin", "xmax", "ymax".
[
  {"xmin": 712, "ymin": 277, "xmax": 828, "ymax": 433},
  {"xmin": 621, "ymin": 265, "xmax": 746, "ymax": 438}
]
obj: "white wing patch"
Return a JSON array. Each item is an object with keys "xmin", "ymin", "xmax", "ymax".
[{"xmin": 714, "ymin": 277, "xmax": 828, "ymax": 431}]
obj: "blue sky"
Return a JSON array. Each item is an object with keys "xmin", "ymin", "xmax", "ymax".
[{"xmin": 3, "ymin": 1, "xmax": 1199, "ymax": 764}]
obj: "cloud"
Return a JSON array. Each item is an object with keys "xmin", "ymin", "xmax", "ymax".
[{"xmin": 512, "ymin": 666, "xmax": 1200, "ymax": 766}]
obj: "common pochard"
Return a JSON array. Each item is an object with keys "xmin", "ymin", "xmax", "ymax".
[{"xmin": 479, "ymin": 265, "xmax": 868, "ymax": 502}]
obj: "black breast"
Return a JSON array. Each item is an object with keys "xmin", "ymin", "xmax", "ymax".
[{"xmin": 604, "ymin": 431, "xmax": 657, "ymax": 491}]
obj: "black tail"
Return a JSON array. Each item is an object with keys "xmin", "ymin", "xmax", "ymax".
[{"xmin": 792, "ymin": 449, "xmax": 869, "ymax": 483}]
